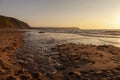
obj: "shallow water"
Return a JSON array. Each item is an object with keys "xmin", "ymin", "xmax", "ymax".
[{"xmin": 24, "ymin": 29, "xmax": 120, "ymax": 47}]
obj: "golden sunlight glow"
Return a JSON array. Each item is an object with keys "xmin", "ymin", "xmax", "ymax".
[
  {"xmin": 116, "ymin": 14, "xmax": 120, "ymax": 26},
  {"xmin": 110, "ymin": 14, "xmax": 120, "ymax": 29}
]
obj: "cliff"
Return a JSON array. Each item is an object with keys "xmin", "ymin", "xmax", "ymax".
[{"xmin": 0, "ymin": 15, "xmax": 30, "ymax": 29}]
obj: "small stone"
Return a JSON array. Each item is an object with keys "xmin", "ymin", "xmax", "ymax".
[
  {"xmin": 20, "ymin": 75, "xmax": 28, "ymax": 80},
  {"xmin": 72, "ymin": 71, "xmax": 81, "ymax": 76},
  {"xmin": 54, "ymin": 63, "xmax": 64, "ymax": 70},
  {"xmin": 96, "ymin": 71, "xmax": 103, "ymax": 74}
]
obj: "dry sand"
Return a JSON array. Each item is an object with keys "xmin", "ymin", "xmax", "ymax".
[{"xmin": 0, "ymin": 30, "xmax": 120, "ymax": 80}]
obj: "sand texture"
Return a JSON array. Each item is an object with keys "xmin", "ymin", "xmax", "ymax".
[{"xmin": 0, "ymin": 30, "xmax": 120, "ymax": 80}]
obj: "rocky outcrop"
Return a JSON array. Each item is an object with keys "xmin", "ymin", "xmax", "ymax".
[{"xmin": 0, "ymin": 15, "xmax": 30, "ymax": 29}]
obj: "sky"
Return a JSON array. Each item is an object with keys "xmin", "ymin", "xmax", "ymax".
[{"xmin": 0, "ymin": 0, "xmax": 120, "ymax": 29}]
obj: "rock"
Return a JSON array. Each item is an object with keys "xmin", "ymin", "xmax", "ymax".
[
  {"xmin": 39, "ymin": 31, "xmax": 45, "ymax": 33},
  {"xmin": 54, "ymin": 63, "xmax": 64, "ymax": 70},
  {"xmin": 72, "ymin": 71, "xmax": 82, "ymax": 76},
  {"xmin": 20, "ymin": 75, "xmax": 29, "ymax": 80},
  {"xmin": 96, "ymin": 71, "xmax": 103, "ymax": 74},
  {"xmin": 6, "ymin": 76, "xmax": 16, "ymax": 80}
]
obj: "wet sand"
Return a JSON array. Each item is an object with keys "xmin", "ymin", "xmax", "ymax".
[
  {"xmin": 51, "ymin": 43, "xmax": 120, "ymax": 80},
  {"xmin": 0, "ymin": 30, "xmax": 120, "ymax": 80}
]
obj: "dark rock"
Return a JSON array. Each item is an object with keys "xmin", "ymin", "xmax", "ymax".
[
  {"xmin": 39, "ymin": 31, "xmax": 45, "ymax": 33},
  {"xmin": 31, "ymin": 73, "xmax": 40, "ymax": 80},
  {"xmin": 6, "ymin": 76, "xmax": 16, "ymax": 80},
  {"xmin": 20, "ymin": 75, "xmax": 28, "ymax": 80}
]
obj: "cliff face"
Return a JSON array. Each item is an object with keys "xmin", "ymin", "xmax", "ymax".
[{"xmin": 0, "ymin": 15, "xmax": 30, "ymax": 29}]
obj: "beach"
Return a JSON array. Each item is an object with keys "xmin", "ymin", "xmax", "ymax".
[
  {"xmin": 0, "ymin": 30, "xmax": 120, "ymax": 80},
  {"xmin": 0, "ymin": 30, "xmax": 24, "ymax": 79}
]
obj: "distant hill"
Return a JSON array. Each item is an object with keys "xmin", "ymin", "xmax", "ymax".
[{"xmin": 0, "ymin": 15, "xmax": 30, "ymax": 29}]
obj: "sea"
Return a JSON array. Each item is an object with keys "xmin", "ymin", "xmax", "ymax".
[{"xmin": 21, "ymin": 28, "xmax": 120, "ymax": 47}]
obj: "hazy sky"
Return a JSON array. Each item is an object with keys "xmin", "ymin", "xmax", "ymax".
[{"xmin": 1, "ymin": 0, "xmax": 120, "ymax": 29}]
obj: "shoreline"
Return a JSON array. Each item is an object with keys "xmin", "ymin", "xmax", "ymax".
[{"xmin": 0, "ymin": 30, "xmax": 120, "ymax": 80}]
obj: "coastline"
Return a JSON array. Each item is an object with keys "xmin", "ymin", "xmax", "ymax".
[{"xmin": 0, "ymin": 30, "xmax": 120, "ymax": 80}]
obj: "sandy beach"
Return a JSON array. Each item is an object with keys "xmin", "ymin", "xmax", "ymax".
[
  {"xmin": 0, "ymin": 30, "xmax": 120, "ymax": 80},
  {"xmin": 1, "ymin": 0, "xmax": 120, "ymax": 79},
  {"xmin": 0, "ymin": 30, "xmax": 24, "ymax": 79}
]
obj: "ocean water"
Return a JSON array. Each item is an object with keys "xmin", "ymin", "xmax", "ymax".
[{"xmin": 22, "ymin": 29, "xmax": 120, "ymax": 47}]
